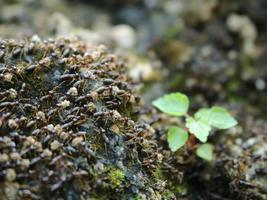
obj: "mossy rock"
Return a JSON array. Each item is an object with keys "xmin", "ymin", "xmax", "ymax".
[{"xmin": 0, "ymin": 37, "xmax": 184, "ymax": 200}]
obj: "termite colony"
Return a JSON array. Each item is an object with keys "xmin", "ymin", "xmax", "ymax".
[{"xmin": 0, "ymin": 37, "xmax": 178, "ymax": 199}]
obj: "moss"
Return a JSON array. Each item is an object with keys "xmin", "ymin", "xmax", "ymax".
[
  {"xmin": 134, "ymin": 194, "xmax": 143, "ymax": 200},
  {"xmin": 162, "ymin": 190, "xmax": 176, "ymax": 199},
  {"xmin": 173, "ymin": 184, "xmax": 188, "ymax": 196},
  {"xmin": 153, "ymin": 166, "xmax": 164, "ymax": 180},
  {"xmin": 108, "ymin": 168, "xmax": 125, "ymax": 188}
]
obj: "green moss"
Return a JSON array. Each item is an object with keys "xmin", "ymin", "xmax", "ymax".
[
  {"xmin": 108, "ymin": 168, "xmax": 125, "ymax": 188},
  {"xmin": 134, "ymin": 194, "xmax": 143, "ymax": 200},
  {"xmin": 173, "ymin": 183, "xmax": 188, "ymax": 196},
  {"xmin": 153, "ymin": 166, "xmax": 164, "ymax": 180},
  {"xmin": 162, "ymin": 190, "xmax": 175, "ymax": 199}
]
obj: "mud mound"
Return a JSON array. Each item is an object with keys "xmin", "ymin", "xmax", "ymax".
[{"xmin": 0, "ymin": 38, "xmax": 179, "ymax": 199}]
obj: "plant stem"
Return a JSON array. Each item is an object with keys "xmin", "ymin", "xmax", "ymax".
[{"xmin": 187, "ymin": 134, "xmax": 197, "ymax": 151}]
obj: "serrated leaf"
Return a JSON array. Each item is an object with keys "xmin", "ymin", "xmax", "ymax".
[
  {"xmin": 152, "ymin": 92, "xmax": 189, "ymax": 116},
  {"xmin": 185, "ymin": 117, "xmax": 211, "ymax": 143},
  {"xmin": 195, "ymin": 106, "xmax": 238, "ymax": 129},
  {"xmin": 196, "ymin": 143, "xmax": 213, "ymax": 161},
  {"xmin": 167, "ymin": 127, "xmax": 189, "ymax": 152}
]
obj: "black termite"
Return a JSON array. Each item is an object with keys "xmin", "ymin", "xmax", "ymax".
[
  {"xmin": 59, "ymin": 74, "xmax": 79, "ymax": 81},
  {"xmin": 30, "ymin": 157, "xmax": 41, "ymax": 165},
  {"xmin": 93, "ymin": 111, "xmax": 110, "ymax": 117},
  {"xmin": 62, "ymin": 115, "xmax": 76, "ymax": 123},
  {"xmin": 62, "ymin": 48, "xmax": 71, "ymax": 57},
  {"xmin": 71, "ymin": 170, "xmax": 88, "ymax": 177},
  {"xmin": 106, "ymin": 101, "xmax": 119, "ymax": 108},
  {"xmin": 0, "ymin": 91, "xmax": 10, "ymax": 100},
  {"xmin": 103, "ymin": 78, "xmax": 118, "ymax": 85},
  {"xmin": 75, "ymin": 94, "xmax": 92, "ymax": 103},
  {"xmin": 73, "ymin": 79, "xmax": 85, "ymax": 88},
  {"xmin": 102, "ymin": 133, "xmax": 110, "ymax": 144},
  {"xmin": 239, "ymin": 180, "xmax": 256, "ymax": 188},
  {"xmin": 58, "ymin": 58, "xmax": 66, "ymax": 65},
  {"xmin": 61, "ymin": 121, "xmax": 74, "ymax": 129},
  {"xmin": 43, "ymin": 135, "xmax": 53, "ymax": 143},
  {"xmin": 94, "ymin": 86, "xmax": 106, "ymax": 94},
  {"xmin": 70, "ymin": 107, "xmax": 80, "ymax": 114},
  {"xmin": 18, "ymin": 189, "xmax": 40, "ymax": 200},
  {"xmin": 49, "ymin": 154, "xmax": 65, "ymax": 165},
  {"xmin": 26, "ymin": 120, "xmax": 36, "ymax": 128},
  {"xmin": 26, "ymin": 64, "xmax": 37, "ymax": 72},
  {"xmin": 0, "ymin": 101, "xmax": 18, "ymax": 108},
  {"xmin": 83, "ymin": 146, "xmax": 95, "ymax": 158},
  {"xmin": 50, "ymin": 52, "xmax": 58, "ymax": 59},
  {"xmin": 50, "ymin": 180, "xmax": 64, "ymax": 192},
  {"xmin": 47, "ymin": 108, "xmax": 58, "ymax": 117},
  {"xmin": 40, "ymin": 94, "xmax": 52, "ymax": 102},
  {"xmin": 19, "ymin": 83, "xmax": 26, "ymax": 95},
  {"xmin": 23, "ymin": 104, "xmax": 37, "ymax": 112},
  {"xmin": 20, "ymin": 147, "xmax": 31, "ymax": 156},
  {"xmin": 12, "ymin": 47, "xmax": 22, "ymax": 57}
]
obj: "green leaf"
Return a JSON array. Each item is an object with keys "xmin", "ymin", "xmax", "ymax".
[
  {"xmin": 195, "ymin": 106, "xmax": 238, "ymax": 129},
  {"xmin": 152, "ymin": 92, "xmax": 189, "ymax": 116},
  {"xmin": 167, "ymin": 127, "xmax": 189, "ymax": 152},
  {"xmin": 185, "ymin": 117, "xmax": 211, "ymax": 143},
  {"xmin": 196, "ymin": 143, "xmax": 213, "ymax": 161}
]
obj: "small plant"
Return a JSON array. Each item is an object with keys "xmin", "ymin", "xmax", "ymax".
[{"xmin": 153, "ymin": 92, "xmax": 238, "ymax": 161}]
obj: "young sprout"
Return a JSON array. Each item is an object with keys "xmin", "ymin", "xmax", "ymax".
[{"xmin": 153, "ymin": 92, "xmax": 238, "ymax": 161}]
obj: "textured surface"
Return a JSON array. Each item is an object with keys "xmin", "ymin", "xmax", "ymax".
[{"xmin": 0, "ymin": 38, "xmax": 179, "ymax": 200}]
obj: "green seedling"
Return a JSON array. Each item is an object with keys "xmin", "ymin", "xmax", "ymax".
[{"xmin": 153, "ymin": 92, "xmax": 238, "ymax": 161}]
